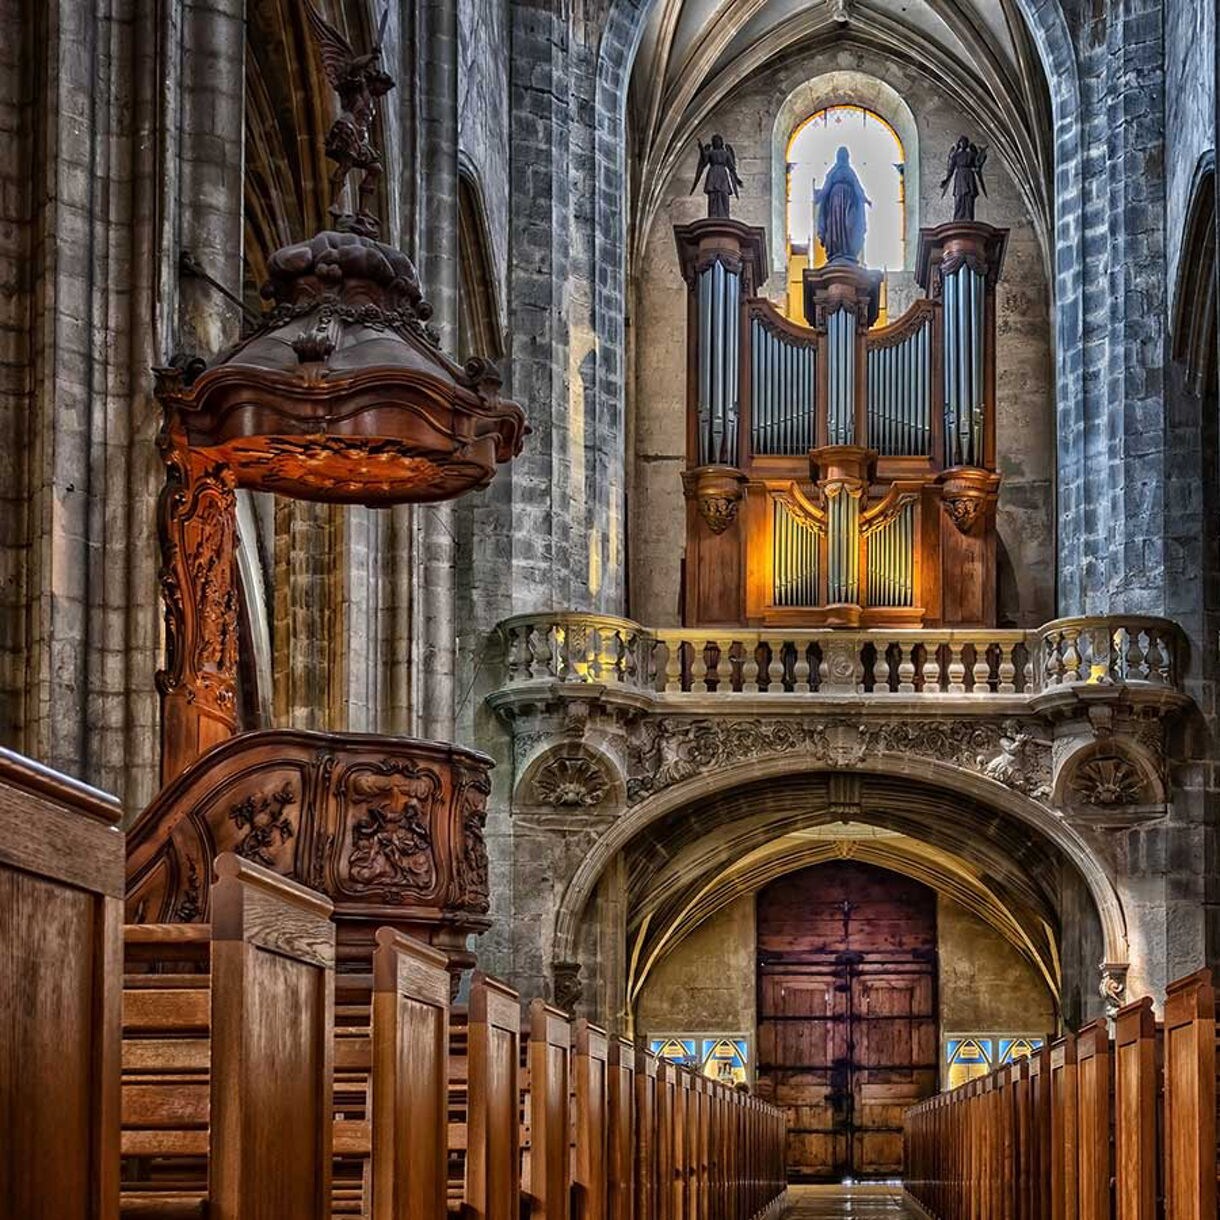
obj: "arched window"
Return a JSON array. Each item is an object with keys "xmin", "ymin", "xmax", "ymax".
[{"xmin": 784, "ymin": 105, "xmax": 906, "ymax": 316}]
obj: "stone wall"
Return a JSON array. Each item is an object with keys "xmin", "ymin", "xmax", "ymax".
[{"xmin": 628, "ymin": 45, "xmax": 1055, "ymax": 628}]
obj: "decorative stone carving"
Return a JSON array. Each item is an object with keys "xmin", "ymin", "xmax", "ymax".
[
  {"xmin": 1070, "ymin": 755, "xmax": 1145, "ymax": 807},
  {"xmin": 553, "ymin": 961, "xmax": 583, "ymax": 1014},
  {"xmin": 534, "ymin": 756, "xmax": 609, "ymax": 808},
  {"xmin": 229, "ymin": 782, "xmax": 297, "ymax": 867},
  {"xmin": 454, "ymin": 767, "xmax": 492, "ymax": 914},
  {"xmin": 975, "ymin": 720, "xmax": 1052, "ymax": 800},
  {"xmin": 623, "ymin": 716, "xmax": 1052, "ymax": 805},
  {"xmin": 1099, "ymin": 962, "xmax": 1128, "ymax": 1019}
]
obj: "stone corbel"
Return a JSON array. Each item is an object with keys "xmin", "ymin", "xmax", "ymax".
[
  {"xmin": 553, "ymin": 960, "xmax": 583, "ymax": 1014},
  {"xmin": 1099, "ymin": 961, "xmax": 1128, "ymax": 1019}
]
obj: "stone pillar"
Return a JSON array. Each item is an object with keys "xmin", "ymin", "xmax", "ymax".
[{"xmin": 412, "ymin": 0, "xmax": 460, "ymax": 743}]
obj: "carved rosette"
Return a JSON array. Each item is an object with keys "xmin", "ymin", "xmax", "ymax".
[
  {"xmin": 125, "ymin": 730, "xmax": 495, "ymax": 945},
  {"xmin": 937, "ymin": 467, "xmax": 1001, "ymax": 536},
  {"xmin": 682, "ymin": 465, "xmax": 748, "ymax": 535}
]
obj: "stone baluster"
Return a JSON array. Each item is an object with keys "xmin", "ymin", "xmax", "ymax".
[
  {"xmin": 972, "ymin": 644, "xmax": 991, "ymax": 693},
  {"xmin": 740, "ymin": 638, "xmax": 760, "ymax": 693},
  {"xmin": 897, "ymin": 643, "xmax": 916, "ymax": 695},
  {"xmin": 1023, "ymin": 650, "xmax": 1034, "ymax": 692},
  {"xmin": 997, "ymin": 643, "xmax": 1016, "ymax": 695},
  {"xmin": 947, "ymin": 642, "xmax": 967, "ymax": 694},
  {"xmin": 1144, "ymin": 628, "xmax": 1167, "ymax": 684},
  {"xmin": 1061, "ymin": 627, "xmax": 1082, "ymax": 683},
  {"xmin": 690, "ymin": 640, "xmax": 709, "ymax": 691},
  {"xmin": 1041, "ymin": 630, "xmax": 1064, "ymax": 687},
  {"xmin": 792, "ymin": 641, "xmax": 811, "ymax": 693},
  {"xmin": 530, "ymin": 623, "xmax": 554, "ymax": 680},
  {"xmin": 663, "ymin": 638, "xmax": 683, "ymax": 693},
  {"xmin": 920, "ymin": 642, "xmax": 942, "ymax": 693}
]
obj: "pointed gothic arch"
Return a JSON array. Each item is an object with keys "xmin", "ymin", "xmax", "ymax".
[{"xmin": 457, "ymin": 157, "xmax": 506, "ymax": 363}]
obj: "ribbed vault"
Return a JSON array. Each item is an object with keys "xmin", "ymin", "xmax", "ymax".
[
  {"xmin": 625, "ymin": 0, "xmax": 1053, "ymax": 268},
  {"xmin": 569, "ymin": 768, "xmax": 1112, "ymax": 1026}
]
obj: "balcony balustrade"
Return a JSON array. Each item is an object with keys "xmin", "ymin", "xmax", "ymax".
[{"xmin": 495, "ymin": 612, "xmax": 1184, "ymax": 702}]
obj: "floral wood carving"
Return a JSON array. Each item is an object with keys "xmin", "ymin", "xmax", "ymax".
[
  {"xmin": 125, "ymin": 730, "xmax": 495, "ymax": 940},
  {"xmin": 533, "ymin": 755, "xmax": 609, "ymax": 807},
  {"xmin": 156, "ymin": 434, "xmax": 240, "ymax": 783},
  {"xmin": 229, "ymin": 783, "xmax": 297, "ymax": 866}
]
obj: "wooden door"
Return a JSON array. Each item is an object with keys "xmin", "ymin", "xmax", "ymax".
[{"xmin": 755, "ymin": 861, "xmax": 938, "ymax": 1181}]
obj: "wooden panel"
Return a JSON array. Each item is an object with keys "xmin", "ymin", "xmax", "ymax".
[
  {"xmin": 757, "ymin": 861, "xmax": 937, "ymax": 1181},
  {"xmin": 575, "ymin": 1021, "xmax": 610, "ymax": 1220},
  {"xmin": 1049, "ymin": 1034, "xmax": 1078, "ymax": 1220},
  {"xmin": 527, "ymin": 1000, "xmax": 572, "ymax": 1220},
  {"xmin": 371, "ymin": 927, "xmax": 450, "ymax": 1220},
  {"xmin": 209, "ymin": 853, "xmax": 336, "ymax": 1220},
  {"xmin": 1162, "ymin": 969, "xmax": 1216, "ymax": 1220},
  {"xmin": 608, "ymin": 1038, "xmax": 636, "ymax": 1220},
  {"xmin": 1114, "ymin": 997, "xmax": 1158, "ymax": 1220},
  {"xmin": 1075, "ymin": 1021, "xmax": 1111, "ymax": 1220},
  {"xmin": 0, "ymin": 749, "xmax": 123, "ymax": 1220},
  {"xmin": 466, "ymin": 973, "xmax": 522, "ymax": 1220},
  {"xmin": 635, "ymin": 1051, "xmax": 659, "ymax": 1220}
]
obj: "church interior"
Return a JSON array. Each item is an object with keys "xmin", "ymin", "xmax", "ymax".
[{"xmin": 2, "ymin": 0, "xmax": 1219, "ymax": 1215}]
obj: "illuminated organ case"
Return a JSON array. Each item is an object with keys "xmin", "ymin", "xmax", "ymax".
[{"xmin": 674, "ymin": 218, "xmax": 1007, "ymax": 629}]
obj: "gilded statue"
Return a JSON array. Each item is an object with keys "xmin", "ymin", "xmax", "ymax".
[
  {"xmin": 305, "ymin": 1, "xmax": 395, "ymax": 237},
  {"xmin": 941, "ymin": 135, "xmax": 988, "ymax": 221},
  {"xmin": 690, "ymin": 134, "xmax": 743, "ymax": 219},
  {"xmin": 814, "ymin": 147, "xmax": 870, "ymax": 264}
]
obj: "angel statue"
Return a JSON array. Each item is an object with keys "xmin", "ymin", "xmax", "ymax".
[
  {"xmin": 304, "ymin": 0, "xmax": 395, "ymax": 237},
  {"xmin": 690, "ymin": 134, "xmax": 743, "ymax": 219},
  {"xmin": 941, "ymin": 135, "xmax": 988, "ymax": 221},
  {"xmin": 814, "ymin": 146, "xmax": 870, "ymax": 264}
]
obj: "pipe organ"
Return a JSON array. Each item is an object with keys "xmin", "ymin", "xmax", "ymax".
[{"xmin": 675, "ymin": 218, "xmax": 1007, "ymax": 628}]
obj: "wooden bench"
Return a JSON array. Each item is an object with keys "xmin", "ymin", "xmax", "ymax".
[
  {"xmin": 120, "ymin": 853, "xmax": 335, "ymax": 1220},
  {"xmin": 0, "ymin": 748, "xmax": 125, "ymax": 1220}
]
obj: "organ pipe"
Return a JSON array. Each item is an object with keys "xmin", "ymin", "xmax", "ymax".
[
  {"xmin": 772, "ymin": 500, "xmax": 818, "ymax": 606},
  {"xmin": 865, "ymin": 501, "xmax": 916, "ymax": 607},
  {"xmin": 865, "ymin": 318, "xmax": 933, "ymax": 457},
  {"xmin": 750, "ymin": 316, "xmax": 814, "ymax": 456},
  {"xmin": 696, "ymin": 260, "xmax": 743, "ymax": 466}
]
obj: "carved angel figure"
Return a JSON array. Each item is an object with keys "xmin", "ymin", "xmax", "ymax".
[
  {"xmin": 304, "ymin": 0, "xmax": 395, "ymax": 236},
  {"xmin": 690, "ymin": 134, "xmax": 743, "ymax": 219},
  {"xmin": 941, "ymin": 135, "xmax": 988, "ymax": 221}
]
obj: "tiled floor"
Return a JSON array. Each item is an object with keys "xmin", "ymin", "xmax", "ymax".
[{"xmin": 784, "ymin": 1184, "xmax": 927, "ymax": 1216}]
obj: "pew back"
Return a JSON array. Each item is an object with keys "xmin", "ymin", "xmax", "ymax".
[{"xmin": 0, "ymin": 750, "xmax": 124, "ymax": 1220}]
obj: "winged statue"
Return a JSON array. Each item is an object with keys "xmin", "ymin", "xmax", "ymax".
[
  {"xmin": 690, "ymin": 134, "xmax": 743, "ymax": 219},
  {"xmin": 304, "ymin": 0, "xmax": 395, "ymax": 237},
  {"xmin": 941, "ymin": 135, "xmax": 988, "ymax": 222}
]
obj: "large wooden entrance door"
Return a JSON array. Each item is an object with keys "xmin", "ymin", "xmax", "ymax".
[{"xmin": 755, "ymin": 861, "xmax": 938, "ymax": 1181}]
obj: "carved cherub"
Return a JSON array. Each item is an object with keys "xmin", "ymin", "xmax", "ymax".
[{"xmin": 304, "ymin": 0, "xmax": 395, "ymax": 236}]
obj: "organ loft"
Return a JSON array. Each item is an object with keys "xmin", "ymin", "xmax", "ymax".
[{"xmin": 2, "ymin": 0, "xmax": 1219, "ymax": 1217}]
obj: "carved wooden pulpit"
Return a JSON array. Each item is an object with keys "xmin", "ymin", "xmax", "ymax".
[{"xmin": 132, "ymin": 228, "xmax": 526, "ymax": 981}]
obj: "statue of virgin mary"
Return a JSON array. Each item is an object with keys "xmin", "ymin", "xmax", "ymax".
[{"xmin": 814, "ymin": 146, "xmax": 871, "ymax": 264}]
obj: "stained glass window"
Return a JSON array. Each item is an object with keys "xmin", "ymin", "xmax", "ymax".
[
  {"xmin": 649, "ymin": 1034, "xmax": 750, "ymax": 1084},
  {"xmin": 944, "ymin": 1034, "xmax": 1045, "ymax": 1091}
]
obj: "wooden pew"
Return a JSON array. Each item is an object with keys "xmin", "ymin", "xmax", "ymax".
[
  {"xmin": 0, "ymin": 748, "xmax": 124, "ymax": 1220},
  {"xmin": 524, "ymin": 999, "xmax": 572, "ymax": 1220},
  {"xmin": 121, "ymin": 853, "xmax": 335, "ymax": 1220},
  {"xmin": 573, "ymin": 1021, "xmax": 610, "ymax": 1220},
  {"xmin": 1049, "ymin": 1033, "xmax": 1078, "ymax": 1220},
  {"xmin": 606, "ymin": 1038, "xmax": 635, "ymax": 1220},
  {"xmin": 463, "ymin": 973, "xmax": 523, "ymax": 1220},
  {"xmin": 1162, "ymin": 969, "xmax": 1216, "ymax": 1220},
  {"xmin": 1113, "ymin": 997, "xmax": 1158, "ymax": 1220},
  {"xmin": 1075, "ymin": 1021, "xmax": 1112, "ymax": 1220},
  {"xmin": 635, "ymin": 1049, "xmax": 659, "ymax": 1220}
]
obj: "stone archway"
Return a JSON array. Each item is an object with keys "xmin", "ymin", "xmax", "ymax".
[{"xmin": 553, "ymin": 756, "xmax": 1126, "ymax": 1031}]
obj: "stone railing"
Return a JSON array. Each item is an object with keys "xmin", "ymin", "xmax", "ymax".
[{"xmin": 497, "ymin": 613, "xmax": 1186, "ymax": 699}]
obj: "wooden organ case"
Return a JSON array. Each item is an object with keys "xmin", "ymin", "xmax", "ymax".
[{"xmin": 675, "ymin": 218, "xmax": 1008, "ymax": 629}]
